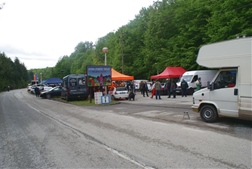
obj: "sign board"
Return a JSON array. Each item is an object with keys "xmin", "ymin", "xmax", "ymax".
[
  {"xmin": 101, "ymin": 95, "xmax": 111, "ymax": 104},
  {"xmin": 86, "ymin": 65, "xmax": 112, "ymax": 87},
  {"xmin": 94, "ymin": 92, "xmax": 103, "ymax": 104}
]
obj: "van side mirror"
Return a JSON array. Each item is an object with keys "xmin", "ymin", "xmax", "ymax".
[
  {"xmin": 207, "ymin": 81, "xmax": 215, "ymax": 91},
  {"xmin": 207, "ymin": 81, "xmax": 210, "ymax": 89}
]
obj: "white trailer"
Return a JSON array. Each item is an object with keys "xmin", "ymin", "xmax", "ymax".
[
  {"xmin": 192, "ymin": 37, "xmax": 252, "ymax": 122},
  {"xmin": 176, "ymin": 70, "xmax": 218, "ymax": 95}
]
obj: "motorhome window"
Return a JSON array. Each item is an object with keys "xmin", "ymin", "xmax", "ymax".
[
  {"xmin": 214, "ymin": 70, "xmax": 236, "ymax": 89},
  {"xmin": 69, "ymin": 78, "xmax": 77, "ymax": 87},
  {"xmin": 78, "ymin": 78, "xmax": 86, "ymax": 86}
]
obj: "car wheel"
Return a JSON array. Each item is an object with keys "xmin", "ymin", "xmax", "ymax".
[
  {"xmin": 200, "ymin": 105, "xmax": 218, "ymax": 123},
  {"xmin": 46, "ymin": 94, "xmax": 51, "ymax": 99},
  {"xmin": 66, "ymin": 95, "xmax": 69, "ymax": 102}
]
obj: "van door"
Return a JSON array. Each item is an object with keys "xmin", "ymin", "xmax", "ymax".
[
  {"xmin": 78, "ymin": 77, "xmax": 87, "ymax": 93},
  {"xmin": 210, "ymin": 69, "xmax": 238, "ymax": 117}
]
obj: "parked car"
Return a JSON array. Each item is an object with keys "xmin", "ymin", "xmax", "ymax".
[
  {"xmin": 109, "ymin": 87, "xmax": 128, "ymax": 100},
  {"xmin": 43, "ymin": 85, "xmax": 53, "ymax": 92},
  {"xmin": 30, "ymin": 84, "xmax": 44, "ymax": 94},
  {"xmin": 27, "ymin": 85, "xmax": 32, "ymax": 92},
  {"xmin": 40, "ymin": 86, "xmax": 62, "ymax": 99}
]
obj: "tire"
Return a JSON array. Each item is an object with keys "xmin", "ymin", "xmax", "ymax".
[
  {"xmin": 46, "ymin": 94, "xmax": 51, "ymax": 99},
  {"xmin": 200, "ymin": 105, "xmax": 218, "ymax": 123},
  {"xmin": 66, "ymin": 95, "xmax": 69, "ymax": 102}
]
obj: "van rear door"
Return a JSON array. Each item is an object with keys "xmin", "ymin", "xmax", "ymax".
[
  {"xmin": 69, "ymin": 77, "xmax": 87, "ymax": 94},
  {"xmin": 77, "ymin": 77, "xmax": 87, "ymax": 93}
]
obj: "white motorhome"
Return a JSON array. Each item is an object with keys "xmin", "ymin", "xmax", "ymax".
[
  {"xmin": 176, "ymin": 70, "xmax": 218, "ymax": 95},
  {"xmin": 192, "ymin": 37, "xmax": 252, "ymax": 122}
]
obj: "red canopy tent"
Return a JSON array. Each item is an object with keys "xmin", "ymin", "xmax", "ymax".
[{"xmin": 150, "ymin": 66, "xmax": 186, "ymax": 79}]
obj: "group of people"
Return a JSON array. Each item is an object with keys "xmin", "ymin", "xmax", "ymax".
[
  {"xmin": 113, "ymin": 77, "xmax": 203, "ymax": 100},
  {"xmin": 146, "ymin": 77, "xmax": 202, "ymax": 99},
  {"xmin": 3, "ymin": 86, "xmax": 10, "ymax": 92}
]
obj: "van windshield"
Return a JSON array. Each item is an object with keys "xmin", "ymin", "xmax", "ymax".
[{"xmin": 181, "ymin": 75, "xmax": 193, "ymax": 82}]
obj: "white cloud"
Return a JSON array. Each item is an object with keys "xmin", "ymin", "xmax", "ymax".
[{"xmin": 0, "ymin": 0, "xmax": 155, "ymax": 69}]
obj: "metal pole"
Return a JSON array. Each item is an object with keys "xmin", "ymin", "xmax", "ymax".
[
  {"xmin": 105, "ymin": 53, "xmax": 107, "ymax": 66},
  {"xmin": 40, "ymin": 73, "xmax": 43, "ymax": 83}
]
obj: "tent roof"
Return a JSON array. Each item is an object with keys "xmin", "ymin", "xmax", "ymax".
[
  {"xmin": 112, "ymin": 68, "xmax": 134, "ymax": 81},
  {"xmin": 44, "ymin": 78, "xmax": 62, "ymax": 84},
  {"xmin": 150, "ymin": 66, "xmax": 186, "ymax": 79}
]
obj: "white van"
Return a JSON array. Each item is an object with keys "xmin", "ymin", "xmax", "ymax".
[
  {"xmin": 133, "ymin": 79, "xmax": 148, "ymax": 91},
  {"xmin": 176, "ymin": 70, "xmax": 218, "ymax": 94}
]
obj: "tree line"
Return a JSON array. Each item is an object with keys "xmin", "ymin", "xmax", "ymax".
[
  {"xmin": 0, "ymin": 52, "xmax": 29, "ymax": 91},
  {"xmin": 1, "ymin": 0, "xmax": 252, "ymax": 91}
]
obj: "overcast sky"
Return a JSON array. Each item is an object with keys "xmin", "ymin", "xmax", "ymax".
[{"xmin": 0, "ymin": 0, "xmax": 155, "ymax": 69}]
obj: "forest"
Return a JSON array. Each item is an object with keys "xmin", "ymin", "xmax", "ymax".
[{"xmin": 1, "ymin": 0, "xmax": 252, "ymax": 91}]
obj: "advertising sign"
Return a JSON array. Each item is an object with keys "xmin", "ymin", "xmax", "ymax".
[{"xmin": 87, "ymin": 65, "xmax": 112, "ymax": 87}]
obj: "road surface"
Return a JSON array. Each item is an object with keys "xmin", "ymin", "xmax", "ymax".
[{"xmin": 0, "ymin": 89, "xmax": 251, "ymax": 168}]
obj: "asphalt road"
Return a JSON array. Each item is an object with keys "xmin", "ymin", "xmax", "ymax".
[{"xmin": 0, "ymin": 89, "xmax": 251, "ymax": 168}]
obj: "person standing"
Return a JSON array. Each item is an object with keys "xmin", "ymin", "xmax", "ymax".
[
  {"xmin": 195, "ymin": 77, "xmax": 202, "ymax": 91},
  {"xmin": 150, "ymin": 81, "xmax": 156, "ymax": 98},
  {"xmin": 34, "ymin": 85, "xmax": 39, "ymax": 97},
  {"xmin": 131, "ymin": 80, "xmax": 136, "ymax": 95},
  {"xmin": 127, "ymin": 81, "xmax": 132, "ymax": 92},
  {"xmin": 181, "ymin": 79, "xmax": 189, "ymax": 97},
  {"xmin": 165, "ymin": 79, "xmax": 171, "ymax": 98},
  {"xmin": 154, "ymin": 80, "xmax": 162, "ymax": 100},
  {"xmin": 142, "ymin": 81, "xmax": 149, "ymax": 97},
  {"xmin": 171, "ymin": 80, "xmax": 177, "ymax": 98},
  {"xmin": 139, "ymin": 81, "xmax": 144, "ymax": 94}
]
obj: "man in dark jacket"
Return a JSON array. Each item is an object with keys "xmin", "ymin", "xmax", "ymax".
[
  {"xmin": 181, "ymin": 79, "xmax": 189, "ymax": 97},
  {"xmin": 34, "ymin": 86, "xmax": 40, "ymax": 97},
  {"xmin": 165, "ymin": 79, "xmax": 172, "ymax": 98},
  {"xmin": 142, "ymin": 81, "xmax": 149, "ymax": 97}
]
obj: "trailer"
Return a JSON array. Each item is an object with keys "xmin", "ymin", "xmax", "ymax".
[{"xmin": 192, "ymin": 37, "xmax": 252, "ymax": 122}]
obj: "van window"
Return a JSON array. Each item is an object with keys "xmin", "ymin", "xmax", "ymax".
[
  {"xmin": 214, "ymin": 70, "xmax": 236, "ymax": 89},
  {"xmin": 78, "ymin": 78, "xmax": 86, "ymax": 86},
  {"xmin": 192, "ymin": 75, "xmax": 198, "ymax": 83},
  {"xmin": 69, "ymin": 78, "xmax": 77, "ymax": 87}
]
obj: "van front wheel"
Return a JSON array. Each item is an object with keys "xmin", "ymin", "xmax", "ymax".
[{"xmin": 200, "ymin": 105, "xmax": 218, "ymax": 123}]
